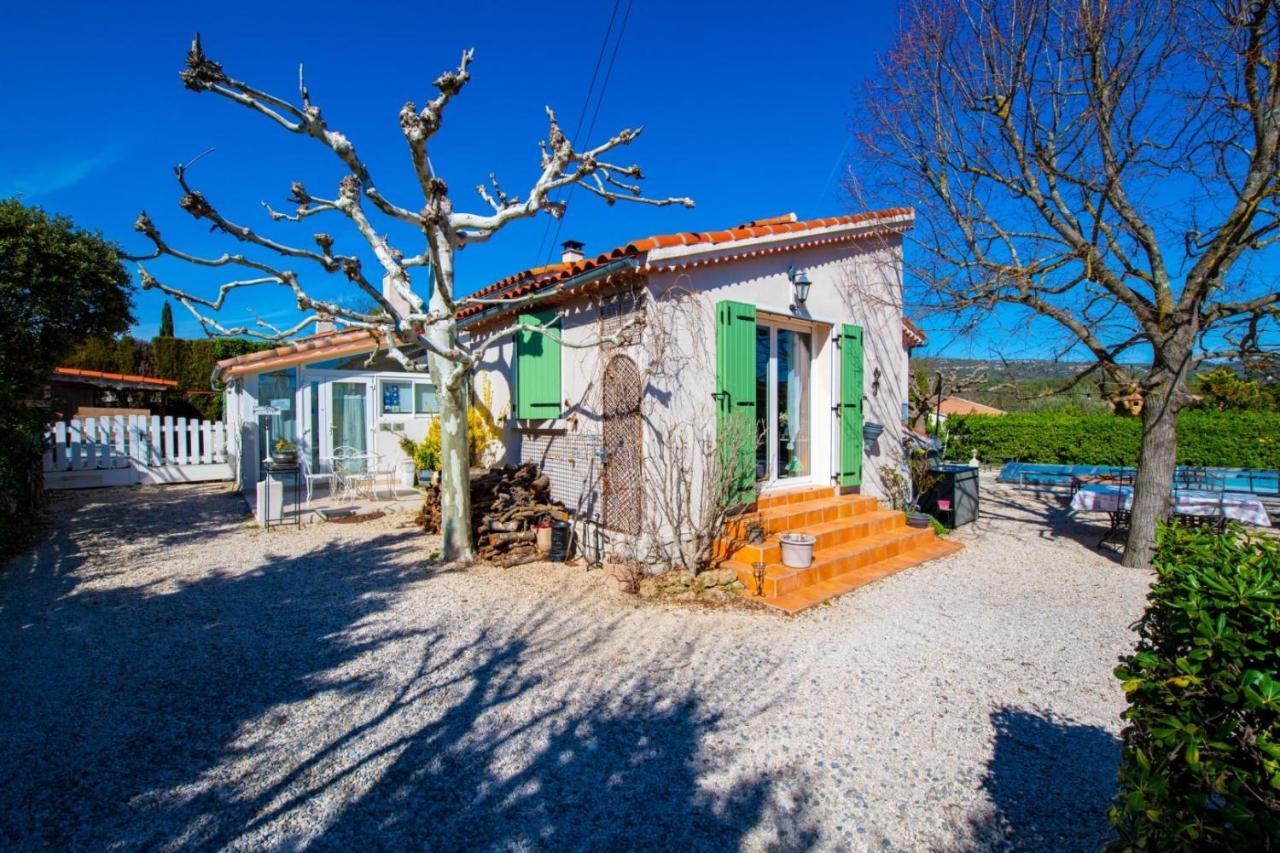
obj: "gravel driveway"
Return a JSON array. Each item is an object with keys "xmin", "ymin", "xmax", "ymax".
[{"xmin": 0, "ymin": 481, "xmax": 1150, "ymax": 851}]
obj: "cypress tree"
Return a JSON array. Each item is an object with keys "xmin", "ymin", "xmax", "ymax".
[{"xmin": 158, "ymin": 301, "xmax": 174, "ymax": 337}]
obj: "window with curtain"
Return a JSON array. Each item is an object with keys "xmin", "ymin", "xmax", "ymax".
[{"xmin": 256, "ymin": 369, "xmax": 298, "ymax": 450}]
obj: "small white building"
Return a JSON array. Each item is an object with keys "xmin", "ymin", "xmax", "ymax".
[{"xmin": 214, "ymin": 329, "xmax": 440, "ymax": 493}]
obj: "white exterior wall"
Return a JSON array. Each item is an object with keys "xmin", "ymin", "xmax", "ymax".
[{"xmin": 472, "ymin": 232, "xmax": 912, "ymax": 558}]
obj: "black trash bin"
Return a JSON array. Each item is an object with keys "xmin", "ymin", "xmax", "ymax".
[
  {"xmin": 548, "ymin": 519, "xmax": 573, "ymax": 562},
  {"xmin": 921, "ymin": 464, "xmax": 979, "ymax": 528}
]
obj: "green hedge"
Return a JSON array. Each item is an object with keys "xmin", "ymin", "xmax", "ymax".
[
  {"xmin": 1109, "ymin": 524, "xmax": 1280, "ymax": 848},
  {"xmin": 946, "ymin": 411, "xmax": 1280, "ymax": 469}
]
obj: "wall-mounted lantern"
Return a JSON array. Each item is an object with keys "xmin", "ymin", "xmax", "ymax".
[{"xmin": 787, "ymin": 265, "xmax": 811, "ymax": 312}]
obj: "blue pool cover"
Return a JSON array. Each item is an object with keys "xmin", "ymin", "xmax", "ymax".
[{"xmin": 998, "ymin": 462, "xmax": 1280, "ymax": 497}]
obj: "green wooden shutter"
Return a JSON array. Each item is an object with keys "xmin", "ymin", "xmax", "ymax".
[
  {"xmin": 516, "ymin": 311, "xmax": 562, "ymax": 419},
  {"xmin": 838, "ymin": 323, "xmax": 865, "ymax": 487},
  {"xmin": 715, "ymin": 300, "xmax": 757, "ymax": 505}
]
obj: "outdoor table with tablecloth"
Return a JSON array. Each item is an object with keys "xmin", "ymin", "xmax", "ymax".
[{"xmin": 1071, "ymin": 483, "xmax": 1272, "ymax": 527}]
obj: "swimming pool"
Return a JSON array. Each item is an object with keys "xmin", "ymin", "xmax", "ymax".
[{"xmin": 997, "ymin": 462, "xmax": 1280, "ymax": 497}]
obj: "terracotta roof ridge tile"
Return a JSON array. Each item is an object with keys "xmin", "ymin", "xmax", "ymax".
[{"xmin": 53, "ymin": 366, "xmax": 178, "ymax": 387}]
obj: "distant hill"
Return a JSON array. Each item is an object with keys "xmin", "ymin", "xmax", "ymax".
[{"xmin": 911, "ymin": 357, "xmax": 1114, "ymax": 412}]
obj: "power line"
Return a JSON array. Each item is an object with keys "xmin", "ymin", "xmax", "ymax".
[
  {"xmin": 545, "ymin": 0, "xmax": 635, "ymax": 263},
  {"xmin": 535, "ymin": 0, "xmax": 623, "ymax": 264}
]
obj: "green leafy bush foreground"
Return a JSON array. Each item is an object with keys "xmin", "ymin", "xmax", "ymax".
[
  {"xmin": 947, "ymin": 410, "xmax": 1280, "ymax": 469},
  {"xmin": 1110, "ymin": 524, "xmax": 1280, "ymax": 849}
]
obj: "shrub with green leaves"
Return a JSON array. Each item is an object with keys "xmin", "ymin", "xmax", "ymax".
[
  {"xmin": 1, "ymin": 198, "xmax": 132, "ymax": 552},
  {"xmin": 947, "ymin": 410, "xmax": 1280, "ymax": 470},
  {"xmin": 1110, "ymin": 524, "xmax": 1280, "ymax": 849}
]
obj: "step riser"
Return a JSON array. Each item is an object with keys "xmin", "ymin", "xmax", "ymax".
[
  {"xmin": 730, "ymin": 528, "xmax": 937, "ymax": 598},
  {"xmin": 756, "ymin": 486, "xmax": 835, "ymax": 510},
  {"xmin": 722, "ymin": 496, "xmax": 878, "ymax": 543},
  {"xmin": 759, "ymin": 499, "xmax": 876, "ymax": 534},
  {"xmin": 725, "ymin": 513, "xmax": 905, "ymax": 564},
  {"xmin": 736, "ymin": 538, "xmax": 966, "ymax": 612}
]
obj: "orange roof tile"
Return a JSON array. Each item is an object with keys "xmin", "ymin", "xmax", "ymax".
[
  {"xmin": 938, "ymin": 396, "xmax": 1005, "ymax": 416},
  {"xmin": 214, "ymin": 209, "xmax": 917, "ymax": 377},
  {"xmin": 458, "ymin": 208, "xmax": 913, "ymax": 320},
  {"xmin": 214, "ymin": 328, "xmax": 380, "ymax": 379},
  {"xmin": 52, "ymin": 367, "xmax": 178, "ymax": 389}
]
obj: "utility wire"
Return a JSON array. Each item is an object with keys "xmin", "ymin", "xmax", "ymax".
[
  {"xmin": 534, "ymin": 0, "xmax": 623, "ymax": 264},
  {"xmin": 545, "ymin": 0, "xmax": 635, "ymax": 263}
]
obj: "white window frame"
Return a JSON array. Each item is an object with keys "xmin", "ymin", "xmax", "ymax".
[{"xmin": 378, "ymin": 377, "xmax": 438, "ymax": 420}]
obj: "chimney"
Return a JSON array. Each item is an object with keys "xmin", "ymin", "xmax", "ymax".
[
  {"xmin": 314, "ymin": 318, "xmax": 336, "ymax": 335},
  {"xmin": 382, "ymin": 274, "xmax": 411, "ymax": 320},
  {"xmin": 561, "ymin": 240, "xmax": 585, "ymax": 264}
]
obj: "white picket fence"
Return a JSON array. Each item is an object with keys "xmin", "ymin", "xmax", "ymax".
[{"xmin": 43, "ymin": 415, "xmax": 233, "ymax": 490}]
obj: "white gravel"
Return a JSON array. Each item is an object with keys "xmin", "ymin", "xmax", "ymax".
[{"xmin": 0, "ymin": 481, "xmax": 1151, "ymax": 851}]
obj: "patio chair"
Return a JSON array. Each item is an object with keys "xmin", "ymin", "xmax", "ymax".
[
  {"xmin": 329, "ymin": 446, "xmax": 369, "ymax": 503},
  {"xmin": 301, "ymin": 455, "xmax": 335, "ymax": 508},
  {"xmin": 355, "ymin": 452, "xmax": 398, "ymax": 501},
  {"xmin": 1171, "ymin": 467, "xmax": 1228, "ymax": 532},
  {"xmin": 1098, "ymin": 509, "xmax": 1131, "ymax": 550},
  {"xmin": 1094, "ymin": 469, "xmax": 1134, "ymax": 550}
]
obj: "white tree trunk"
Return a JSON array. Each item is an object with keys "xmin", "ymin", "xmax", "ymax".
[{"xmin": 428, "ymin": 329, "xmax": 473, "ymax": 561}]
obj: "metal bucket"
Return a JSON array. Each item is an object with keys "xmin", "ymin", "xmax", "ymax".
[{"xmin": 779, "ymin": 533, "xmax": 816, "ymax": 569}]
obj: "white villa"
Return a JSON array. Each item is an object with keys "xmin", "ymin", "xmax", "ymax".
[{"xmin": 215, "ymin": 210, "xmax": 959, "ymax": 610}]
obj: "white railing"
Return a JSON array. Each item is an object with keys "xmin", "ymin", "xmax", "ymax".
[{"xmin": 43, "ymin": 415, "xmax": 233, "ymax": 489}]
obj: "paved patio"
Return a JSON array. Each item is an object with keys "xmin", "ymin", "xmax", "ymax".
[
  {"xmin": 0, "ymin": 480, "xmax": 1152, "ymax": 849},
  {"xmin": 243, "ymin": 480, "xmax": 422, "ymax": 524}
]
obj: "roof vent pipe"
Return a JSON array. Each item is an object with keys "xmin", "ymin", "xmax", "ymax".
[{"xmin": 561, "ymin": 240, "xmax": 585, "ymax": 264}]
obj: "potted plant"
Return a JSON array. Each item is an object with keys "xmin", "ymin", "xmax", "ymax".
[
  {"xmin": 415, "ymin": 425, "xmax": 441, "ymax": 487},
  {"xmin": 904, "ymin": 441, "xmax": 940, "ymax": 528},
  {"xmin": 271, "ymin": 438, "xmax": 298, "ymax": 466}
]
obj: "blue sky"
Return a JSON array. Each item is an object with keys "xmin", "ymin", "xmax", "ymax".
[
  {"xmin": 6, "ymin": 1, "xmax": 916, "ymax": 340},
  {"xmin": 12, "ymin": 1, "xmax": 1267, "ymax": 364}
]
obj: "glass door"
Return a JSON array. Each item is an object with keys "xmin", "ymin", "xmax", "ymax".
[
  {"xmin": 324, "ymin": 380, "xmax": 370, "ymax": 474},
  {"xmin": 755, "ymin": 324, "xmax": 812, "ymax": 484}
]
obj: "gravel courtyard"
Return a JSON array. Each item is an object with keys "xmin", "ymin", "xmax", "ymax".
[{"xmin": 0, "ymin": 481, "xmax": 1151, "ymax": 851}]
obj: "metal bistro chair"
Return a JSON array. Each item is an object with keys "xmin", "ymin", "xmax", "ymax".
[
  {"xmin": 1171, "ymin": 467, "xmax": 1228, "ymax": 533},
  {"xmin": 329, "ymin": 446, "xmax": 370, "ymax": 503},
  {"xmin": 360, "ymin": 452, "xmax": 399, "ymax": 501},
  {"xmin": 1096, "ymin": 467, "xmax": 1136, "ymax": 550},
  {"xmin": 301, "ymin": 454, "xmax": 336, "ymax": 508}
]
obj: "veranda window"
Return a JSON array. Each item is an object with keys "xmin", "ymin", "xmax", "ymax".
[
  {"xmin": 380, "ymin": 378, "xmax": 438, "ymax": 417},
  {"xmin": 256, "ymin": 368, "xmax": 298, "ymax": 450}
]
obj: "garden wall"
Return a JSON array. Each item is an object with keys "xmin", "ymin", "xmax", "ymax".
[{"xmin": 947, "ymin": 410, "xmax": 1280, "ymax": 469}]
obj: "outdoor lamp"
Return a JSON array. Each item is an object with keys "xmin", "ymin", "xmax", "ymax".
[{"xmin": 787, "ymin": 265, "xmax": 811, "ymax": 310}]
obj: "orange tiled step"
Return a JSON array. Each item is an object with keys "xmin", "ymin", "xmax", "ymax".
[
  {"xmin": 717, "ymin": 494, "xmax": 881, "ymax": 560},
  {"xmin": 724, "ymin": 494, "xmax": 879, "ymax": 540},
  {"xmin": 725, "ymin": 524, "xmax": 938, "ymax": 597},
  {"xmin": 723, "ymin": 509, "xmax": 906, "ymax": 565},
  {"xmin": 756, "ymin": 484, "xmax": 837, "ymax": 510},
  {"xmin": 763, "ymin": 538, "xmax": 964, "ymax": 614}
]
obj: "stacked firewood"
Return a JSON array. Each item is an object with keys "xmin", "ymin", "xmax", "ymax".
[{"xmin": 417, "ymin": 463, "xmax": 570, "ymax": 566}]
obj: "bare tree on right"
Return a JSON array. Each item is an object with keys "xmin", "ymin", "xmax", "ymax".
[{"xmin": 856, "ymin": 0, "xmax": 1280, "ymax": 566}]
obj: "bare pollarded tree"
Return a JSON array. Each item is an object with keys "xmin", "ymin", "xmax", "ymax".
[
  {"xmin": 129, "ymin": 36, "xmax": 692, "ymax": 561},
  {"xmin": 855, "ymin": 0, "xmax": 1280, "ymax": 566}
]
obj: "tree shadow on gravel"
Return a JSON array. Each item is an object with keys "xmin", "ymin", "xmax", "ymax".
[
  {"xmin": 973, "ymin": 486, "xmax": 1123, "ymax": 562},
  {"xmin": 0, "ymin": 485, "xmax": 814, "ymax": 850},
  {"xmin": 970, "ymin": 706, "xmax": 1119, "ymax": 851}
]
